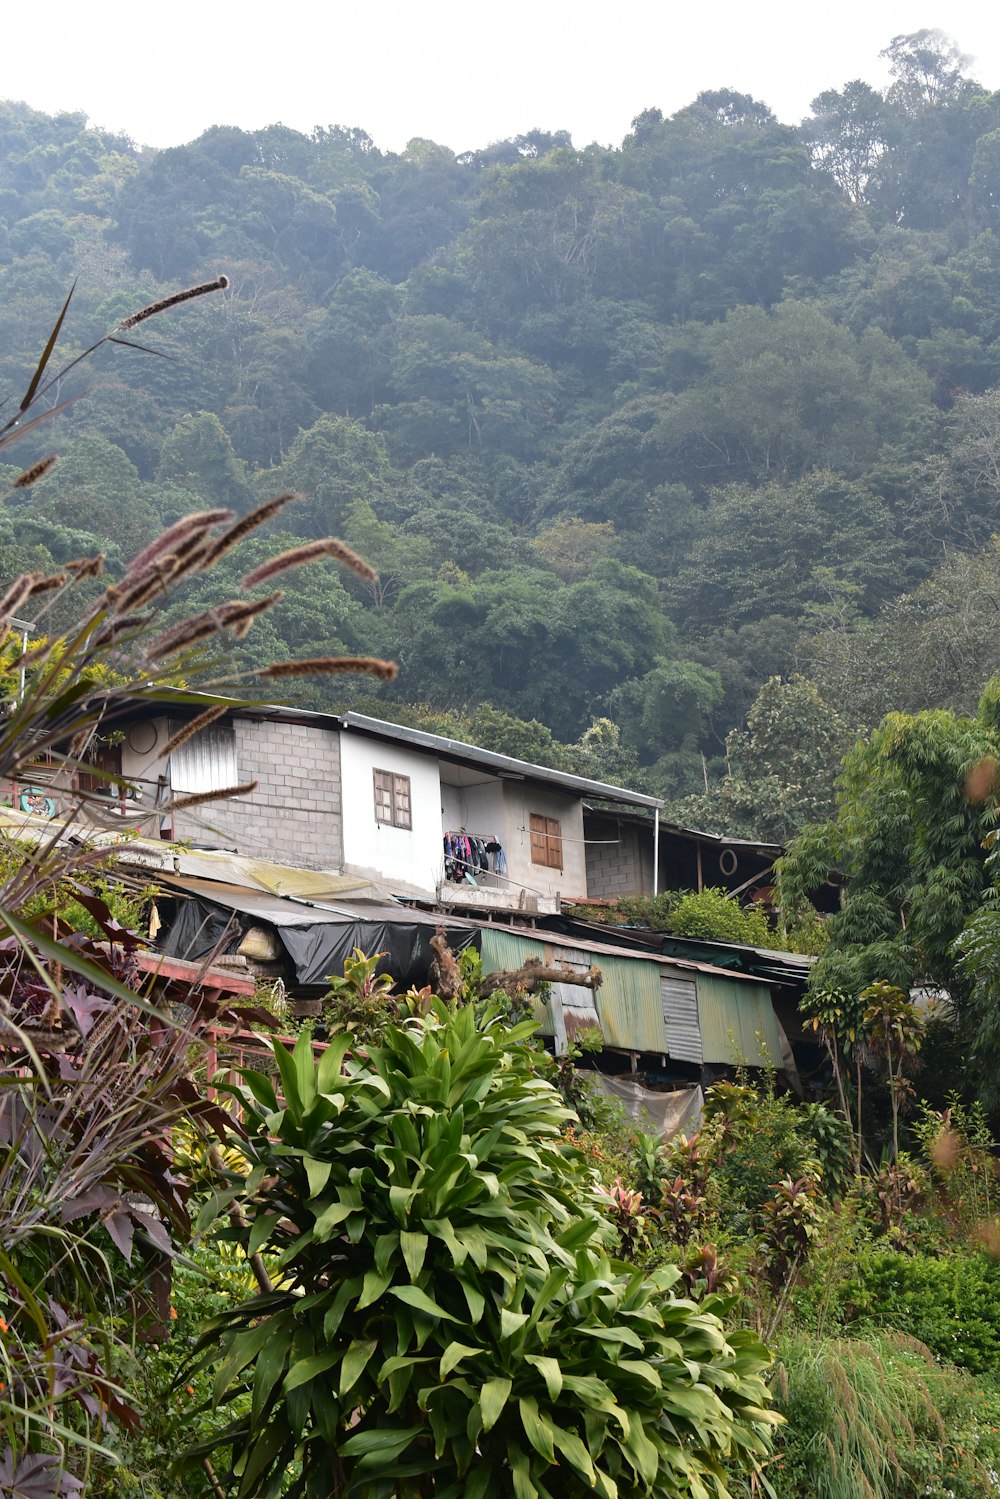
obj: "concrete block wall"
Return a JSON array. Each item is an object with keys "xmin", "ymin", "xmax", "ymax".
[
  {"xmin": 584, "ymin": 817, "xmax": 651, "ymax": 900},
  {"xmin": 173, "ymin": 717, "xmax": 344, "ymax": 871}
]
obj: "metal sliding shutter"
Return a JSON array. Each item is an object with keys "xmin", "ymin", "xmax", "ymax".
[{"xmin": 661, "ymin": 975, "xmax": 702, "ymax": 1063}]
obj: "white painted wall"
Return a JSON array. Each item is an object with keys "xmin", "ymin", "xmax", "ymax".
[
  {"xmin": 441, "ymin": 779, "xmax": 506, "ymax": 890},
  {"xmin": 500, "ymin": 785, "xmax": 587, "ymax": 901},
  {"xmin": 339, "ymin": 730, "xmax": 442, "ymax": 895},
  {"xmin": 442, "ymin": 777, "xmax": 588, "ymax": 901}
]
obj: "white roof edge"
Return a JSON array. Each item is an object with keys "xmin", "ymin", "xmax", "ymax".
[
  {"xmin": 340, "ymin": 712, "xmax": 665, "ymax": 810},
  {"xmin": 120, "ymin": 690, "xmax": 664, "ymax": 810}
]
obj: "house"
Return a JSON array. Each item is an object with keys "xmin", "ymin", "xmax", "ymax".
[
  {"xmin": 147, "ymin": 884, "xmax": 797, "ymax": 1090},
  {"xmin": 582, "ymin": 805, "xmax": 845, "ymax": 921},
  {"xmin": 476, "ymin": 923, "xmax": 794, "ymax": 1082},
  {"xmin": 1, "ymin": 692, "xmax": 803, "ymax": 1100},
  {"xmin": 2, "ymin": 697, "xmax": 664, "ymax": 916}
]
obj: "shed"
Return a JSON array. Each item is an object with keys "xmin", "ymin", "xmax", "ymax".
[{"xmin": 478, "ymin": 924, "xmax": 784, "ymax": 1068}]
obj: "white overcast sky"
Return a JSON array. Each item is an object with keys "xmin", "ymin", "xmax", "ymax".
[{"xmin": 3, "ymin": 2, "xmax": 998, "ymax": 154}]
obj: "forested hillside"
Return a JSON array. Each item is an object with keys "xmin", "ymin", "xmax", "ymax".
[{"xmin": 4, "ymin": 28, "xmax": 1000, "ymax": 832}]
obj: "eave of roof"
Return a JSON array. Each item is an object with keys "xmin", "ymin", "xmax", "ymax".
[
  {"xmin": 111, "ymin": 690, "xmax": 664, "ymax": 812},
  {"xmin": 581, "ymin": 804, "xmax": 783, "ymax": 855},
  {"xmin": 546, "ymin": 915, "xmax": 814, "ymax": 975},
  {"xmin": 339, "ymin": 712, "xmax": 665, "ymax": 810},
  {"xmin": 463, "ymin": 916, "xmax": 777, "ymax": 984}
]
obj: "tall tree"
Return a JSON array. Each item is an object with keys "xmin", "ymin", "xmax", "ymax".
[
  {"xmin": 777, "ymin": 683, "xmax": 1000, "ymax": 1003},
  {"xmin": 805, "ymin": 81, "xmax": 889, "ymax": 202},
  {"xmin": 671, "ymin": 675, "xmax": 857, "ymax": 842}
]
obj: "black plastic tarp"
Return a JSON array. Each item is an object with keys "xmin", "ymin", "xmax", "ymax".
[
  {"xmin": 277, "ymin": 917, "xmax": 478, "ymax": 987},
  {"xmin": 160, "ymin": 893, "xmax": 242, "ymax": 963},
  {"xmin": 158, "ymin": 880, "xmax": 479, "ymax": 989}
]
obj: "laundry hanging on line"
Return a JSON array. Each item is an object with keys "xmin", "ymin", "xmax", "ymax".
[{"xmin": 443, "ymin": 831, "xmax": 507, "ymax": 883}]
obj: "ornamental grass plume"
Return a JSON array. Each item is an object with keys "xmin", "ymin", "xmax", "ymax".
[
  {"xmin": 260, "ymin": 655, "xmax": 398, "ymax": 681},
  {"xmin": 124, "ymin": 508, "xmax": 235, "ymax": 580},
  {"xmin": 170, "ymin": 780, "xmax": 259, "ymax": 811},
  {"xmin": 0, "ymin": 501, "xmax": 392, "ymax": 861},
  {"xmin": 0, "ymin": 271, "xmax": 396, "ymax": 1499},
  {"xmin": 117, "ymin": 274, "xmax": 230, "ymax": 331},
  {"xmin": 158, "ymin": 704, "xmax": 230, "ymax": 758},
  {"xmin": 197, "ymin": 492, "xmax": 300, "ymax": 569},
  {"xmin": 11, "ymin": 453, "xmax": 58, "ymax": 488},
  {"xmin": 241, "ymin": 537, "xmax": 378, "ymax": 588},
  {"xmin": 0, "ymin": 283, "xmax": 392, "ymax": 1040}
]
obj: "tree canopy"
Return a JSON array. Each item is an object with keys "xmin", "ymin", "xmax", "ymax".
[{"xmin": 3, "ymin": 35, "xmax": 1000, "ymax": 832}]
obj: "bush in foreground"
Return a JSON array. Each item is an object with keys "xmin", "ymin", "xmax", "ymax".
[{"xmin": 185, "ymin": 1002, "xmax": 778, "ymax": 1497}]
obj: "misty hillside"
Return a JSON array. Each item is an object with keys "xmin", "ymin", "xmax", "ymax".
[{"xmin": 3, "ymin": 29, "xmax": 1000, "ymax": 834}]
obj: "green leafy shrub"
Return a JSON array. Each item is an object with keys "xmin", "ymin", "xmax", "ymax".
[
  {"xmin": 320, "ymin": 948, "xmax": 401, "ymax": 1044},
  {"xmin": 184, "ymin": 1003, "xmax": 778, "ymax": 1497},
  {"xmin": 87, "ymin": 1245, "xmax": 276, "ymax": 1499},
  {"xmin": 613, "ymin": 887, "xmax": 779, "ymax": 946},
  {"xmin": 838, "ymin": 1247, "xmax": 1000, "ymax": 1374},
  {"xmin": 758, "ymin": 1177, "xmax": 823, "ymax": 1296},
  {"xmin": 704, "ymin": 1081, "xmax": 819, "ymax": 1230},
  {"xmin": 663, "ymin": 888, "xmax": 777, "ymax": 945},
  {"xmin": 796, "ymin": 1102, "xmax": 854, "ymax": 1199}
]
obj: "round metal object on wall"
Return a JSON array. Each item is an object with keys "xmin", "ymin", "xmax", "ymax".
[
  {"xmin": 19, "ymin": 788, "xmax": 56, "ymax": 818},
  {"xmin": 127, "ymin": 721, "xmax": 159, "ymax": 755},
  {"xmin": 719, "ymin": 847, "xmax": 738, "ymax": 878}
]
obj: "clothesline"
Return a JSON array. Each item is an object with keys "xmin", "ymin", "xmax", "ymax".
[{"xmin": 443, "ymin": 830, "xmax": 507, "ymax": 884}]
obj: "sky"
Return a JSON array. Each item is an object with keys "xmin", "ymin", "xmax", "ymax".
[{"xmin": 3, "ymin": 2, "xmax": 998, "ymax": 154}]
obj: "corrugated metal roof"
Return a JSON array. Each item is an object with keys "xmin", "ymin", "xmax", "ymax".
[
  {"xmin": 517, "ymin": 918, "xmax": 791, "ymax": 984},
  {"xmin": 158, "ymin": 876, "xmax": 477, "ymax": 932},
  {"xmin": 341, "ymin": 712, "xmax": 664, "ymax": 809},
  {"xmin": 128, "ymin": 690, "xmax": 665, "ymax": 808},
  {"xmin": 696, "ymin": 973, "xmax": 785, "ymax": 1066}
]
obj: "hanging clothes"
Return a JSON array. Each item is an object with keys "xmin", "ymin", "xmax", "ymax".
[{"xmin": 443, "ymin": 831, "xmax": 507, "ymax": 882}]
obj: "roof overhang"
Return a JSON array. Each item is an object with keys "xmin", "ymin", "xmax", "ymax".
[
  {"xmin": 340, "ymin": 713, "xmax": 665, "ymax": 810},
  {"xmin": 80, "ymin": 689, "xmax": 665, "ymax": 812}
]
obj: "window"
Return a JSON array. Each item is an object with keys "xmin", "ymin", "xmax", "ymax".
[
  {"xmin": 374, "ymin": 769, "xmax": 412, "ymax": 829},
  {"xmin": 529, "ymin": 813, "xmax": 562, "ymax": 870}
]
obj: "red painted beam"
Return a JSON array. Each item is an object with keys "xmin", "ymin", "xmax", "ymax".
[{"xmin": 133, "ymin": 947, "xmax": 257, "ymax": 996}]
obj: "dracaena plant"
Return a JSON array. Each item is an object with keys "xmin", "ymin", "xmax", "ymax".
[
  {"xmin": 0, "ymin": 903, "xmax": 243, "ymax": 1498},
  {"xmin": 184, "ymin": 1001, "xmax": 778, "ymax": 1498}
]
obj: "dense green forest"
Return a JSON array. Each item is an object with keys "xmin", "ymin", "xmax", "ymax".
[{"xmin": 4, "ymin": 28, "xmax": 1000, "ymax": 833}]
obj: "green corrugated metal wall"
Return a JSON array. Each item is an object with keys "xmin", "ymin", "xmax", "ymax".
[
  {"xmin": 479, "ymin": 928, "xmax": 551, "ymax": 1031},
  {"xmin": 588, "ymin": 954, "xmax": 664, "ymax": 1053},
  {"xmin": 696, "ymin": 974, "xmax": 784, "ymax": 1065},
  {"xmin": 479, "ymin": 929, "xmax": 664, "ymax": 1052},
  {"xmin": 479, "ymin": 927, "xmax": 784, "ymax": 1066},
  {"xmin": 479, "ymin": 928, "xmax": 547, "ymax": 970}
]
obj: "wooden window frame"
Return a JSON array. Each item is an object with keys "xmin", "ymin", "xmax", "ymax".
[
  {"xmin": 529, "ymin": 813, "xmax": 563, "ymax": 870},
  {"xmin": 373, "ymin": 768, "xmax": 412, "ymax": 830}
]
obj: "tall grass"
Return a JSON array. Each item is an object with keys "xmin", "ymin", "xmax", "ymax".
[
  {"xmin": 0, "ymin": 277, "xmax": 388, "ymax": 1496},
  {"xmin": 769, "ymin": 1330, "xmax": 1000, "ymax": 1498}
]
